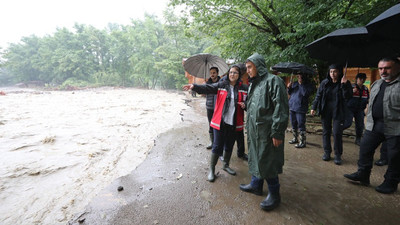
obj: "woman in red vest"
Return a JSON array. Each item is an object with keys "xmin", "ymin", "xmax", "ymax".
[{"xmin": 183, "ymin": 64, "xmax": 248, "ymax": 182}]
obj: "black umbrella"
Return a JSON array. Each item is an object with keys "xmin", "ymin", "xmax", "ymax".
[
  {"xmin": 305, "ymin": 27, "xmax": 398, "ymax": 68},
  {"xmin": 183, "ymin": 53, "xmax": 229, "ymax": 79},
  {"xmin": 272, "ymin": 62, "xmax": 316, "ymax": 75},
  {"xmin": 366, "ymin": 3, "xmax": 400, "ymax": 41}
]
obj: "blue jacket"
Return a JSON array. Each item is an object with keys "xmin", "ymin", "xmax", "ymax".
[{"xmin": 288, "ymin": 81, "xmax": 315, "ymax": 114}]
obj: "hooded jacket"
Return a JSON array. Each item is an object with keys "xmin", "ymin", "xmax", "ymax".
[
  {"xmin": 246, "ymin": 53, "xmax": 289, "ymax": 179},
  {"xmin": 311, "ymin": 71, "xmax": 352, "ymax": 120},
  {"xmin": 192, "ymin": 78, "xmax": 248, "ymax": 131}
]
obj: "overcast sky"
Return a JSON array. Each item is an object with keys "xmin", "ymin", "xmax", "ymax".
[{"xmin": 0, "ymin": 0, "xmax": 170, "ymax": 49}]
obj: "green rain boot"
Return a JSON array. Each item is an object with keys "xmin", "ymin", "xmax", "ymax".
[
  {"xmin": 206, "ymin": 133, "xmax": 213, "ymax": 149},
  {"xmin": 222, "ymin": 151, "xmax": 236, "ymax": 175},
  {"xmin": 207, "ymin": 153, "xmax": 219, "ymax": 182}
]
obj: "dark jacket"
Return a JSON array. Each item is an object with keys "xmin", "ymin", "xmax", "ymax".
[
  {"xmin": 288, "ymin": 81, "xmax": 315, "ymax": 114},
  {"xmin": 205, "ymin": 76, "xmax": 220, "ymax": 110},
  {"xmin": 311, "ymin": 73, "xmax": 352, "ymax": 120},
  {"xmin": 246, "ymin": 53, "xmax": 289, "ymax": 179},
  {"xmin": 346, "ymin": 83, "xmax": 369, "ymax": 111},
  {"xmin": 193, "ymin": 78, "xmax": 248, "ymax": 131}
]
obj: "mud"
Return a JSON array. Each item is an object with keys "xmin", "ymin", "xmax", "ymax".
[{"xmin": 69, "ymin": 95, "xmax": 399, "ymax": 225}]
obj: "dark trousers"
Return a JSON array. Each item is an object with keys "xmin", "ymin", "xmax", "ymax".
[
  {"xmin": 321, "ymin": 113, "xmax": 344, "ymax": 156},
  {"xmin": 207, "ymin": 109, "xmax": 214, "ymax": 134},
  {"xmin": 236, "ymin": 130, "xmax": 245, "ymax": 157},
  {"xmin": 290, "ymin": 111, "xmax": 306, "ymax": 131},
  {"xmin": 212, "ymin": 122, "xmax": 236, "ymax": 156},
  {"xmin": 343, "ymin": 108, "xmax": 365, "ymax": 138},
  {"xmin": 358, "ymin": 129, "xmax": 400, "ymax": 182},
  {"xmin": 379, "ymin": 141, "xmax": 388, "ymax": 161}
]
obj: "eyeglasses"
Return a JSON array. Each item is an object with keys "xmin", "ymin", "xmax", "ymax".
[{"xmin": 229, "ymin": 71, "xmax": 239, "ymax": 75}]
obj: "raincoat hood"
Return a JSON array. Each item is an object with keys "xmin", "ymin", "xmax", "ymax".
[
  {"xmin": 247, "ymin": 53, "xmax": 269, "ymax": 78},
  {"xmin": 326, "ymin": 64, "xmax": 344, "ymax": 83}
]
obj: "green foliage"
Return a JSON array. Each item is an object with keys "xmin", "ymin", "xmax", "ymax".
[
  {"xmin": 1, "ymin": 0, "xmax": 397, "ymax": 88},
  {"xmin": 0, "ymin": 13, "xmax": 214, "ymax": 89},
  {"xmin": 170, "ymin": 0, "xmax": 398, "ymax": 69}
]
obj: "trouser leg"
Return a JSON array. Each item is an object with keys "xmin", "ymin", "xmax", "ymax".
[
  {"xmin": 358, "ymin": 130, "xmax": 385, "ymax": 172},
  {"xmin": 236, "ymin": 130, "xmax": 245, "ymax": 157},
  {"xmin": 321, "ymin": 115, "xmax": 333, "ymax": 154},
  {"xmin": 384, "ymin": 136, "xmax": 400, "ymax": 183},
  {"xmin": 332, "ymin": 119, "xmax": 344, "ymax": 156}
]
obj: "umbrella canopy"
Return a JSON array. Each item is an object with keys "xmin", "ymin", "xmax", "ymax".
[
  {"xmin": 366, "ymin": 3, "xmax": 400, "ymax": 41},
  {"xmin": 305, "ymin": 27, "xmax": 399, "ymax": 67},
  {"xmin": 183, "ymin": 53, "xmax": 229, "ymax": 79},
  {"xmin": 272, "ymin": 62, "xmax": 316, "ymax": 75}
]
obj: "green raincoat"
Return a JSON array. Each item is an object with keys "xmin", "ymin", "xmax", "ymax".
[{"xmin": 246, "ymin": 53, "xmax": 289, "ymax": 179}]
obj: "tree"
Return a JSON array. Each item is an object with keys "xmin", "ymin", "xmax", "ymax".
[{"xmin": 170, "ymin": 0, "xmax": 398, "ymax": 69}]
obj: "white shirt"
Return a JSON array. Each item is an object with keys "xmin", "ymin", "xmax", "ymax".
[{"xmin": 224, "ymin": 85, "xmax": 235, "ymax": 125}]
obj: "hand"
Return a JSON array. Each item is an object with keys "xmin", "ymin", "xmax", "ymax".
[
  {"xmin": 272, "ymin": 138, "xmax": 283, "ymax": 147},
  {"xmin": 353, "ymin": 87, "xmax": 357, "ymax": 93},
  {"xmin": 310, "ymin": 109, "xmax": 316, "ymax": 116},
  {"xmin": 341, "ymin": 74, "xmax": 347, "ymax": 83},
  {"xmin": 287, "ymin": 82, "xmax": 292, "ymax": 88},
  {"xmin": 182, "ymin": 84, "xmax": 193, "ymax": 91},
  {"xmin": 238, "ymin": 102, "xmax": 245, "ymax": 109}
]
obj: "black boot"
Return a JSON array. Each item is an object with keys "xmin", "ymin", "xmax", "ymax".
[
  {"xmin": 239, "ymin": 176, "xmax": 263, "ymax": 196},
  {"xmin": 334, "ymin": 155, "xmax": 342, "ymax": 165},
  {"xmin": 207, "ymin": 153, "xmax": 219, "ymax": 182},
  {"xmin": 260, "ymin": 185, "xmax": 281, "ymax": 211},
  {"xmin": 375, "ymin": 180, "xmax": 398, "ymax": 194},
  {"xmin": 344, "ymin": 170, "xmax": 370, "ymax": 186},
  {"xmin": 288, "ymin": 130, "xmax": 298, "ymax": 144},
  {"xmin": 355, "ymin": 137, "xmax": 361, "ymax": 146},
  {"xmin": 206, "ymin": 133, "xmax": 213, "ymax": 149},
  {"xmin": 295, "ymin": 131, "xmax": 306, "ymax": 148},
  {"xmin": 222, "ymin": 151, "xmax": 236, "ymax": 175},
  {"xmin": 322, "ymin": 152, "xmax": 331, "ymax": 161},
  {"xmin": 375, "ymin": 159, "xmax": 388, "ymax": 166}
]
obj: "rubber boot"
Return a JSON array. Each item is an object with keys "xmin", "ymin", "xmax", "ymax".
[
  {"xmin": 206, "ymin": 133, "xmax": 213, "ymax": 149},
  {"xmin": 295, "ymin": 131, "xmax": 306, "ymax": 148},
  {"xmin": 260, "ymin": 180, "xmax": 281, "ymax": 211},
  {"xmin": 288, "ymin": 130, "xmax": 298, "ymax": 144},
  {"xmin": 222, "ymin": 151, "xmax": 236, "ymax": 175},
  {"xmin": 239, "ymin": 175, "xmax": 263, "ymax": 196},
  {"xmin": 343, "ymin": 170, "xmax": 371, "ymax": 186},
  {"xmin": 207, "ymin": 153, "xmax": 219, "ymax": 182}
]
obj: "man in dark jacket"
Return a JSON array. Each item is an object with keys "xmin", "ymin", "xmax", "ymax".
[
  {"xmin": 205, "ymin": 67, "xmax": 220, "ymax": 149},
  {"xmin": 343, "ymin": 73, "xmax": 369, "ymax": 145},
  {"xmin": 287, "ymin": 73, "xmax": 315, "ymax": 148},
  {"xmin": 239, "ymin": 53, "xmax": 289, "ymax": 211},
  {"xmin": 344, "ymin": 57, "xmax": 400, "ymax": 194}
]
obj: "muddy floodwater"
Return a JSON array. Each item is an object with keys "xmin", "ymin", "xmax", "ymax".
[{"xmin": 0, "ymin": 87, "xmax": 188, "ymax": 225}]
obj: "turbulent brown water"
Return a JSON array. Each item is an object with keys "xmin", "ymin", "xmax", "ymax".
[{"xmin": 0, "ymin": 87, "xmax": 188, "ymax": 225}]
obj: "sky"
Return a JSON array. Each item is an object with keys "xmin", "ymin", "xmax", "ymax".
[{"xmin": 0, "ymin": 0, "xmax": 170, "ymax": 49}]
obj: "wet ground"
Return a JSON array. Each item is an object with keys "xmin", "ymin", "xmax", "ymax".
[{"xmin": 69, "ymin": 96, "xmax": 399, "ymax": 225}]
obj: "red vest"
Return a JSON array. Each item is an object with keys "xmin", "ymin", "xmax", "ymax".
[{"xmin": 210, "ymin": 84, "xmax": 247, "ymax": 131}]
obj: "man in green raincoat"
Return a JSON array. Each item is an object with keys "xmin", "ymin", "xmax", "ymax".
[{"xmin": 239, "ymin": 53, "xmax": 289, "ymax": 211}]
